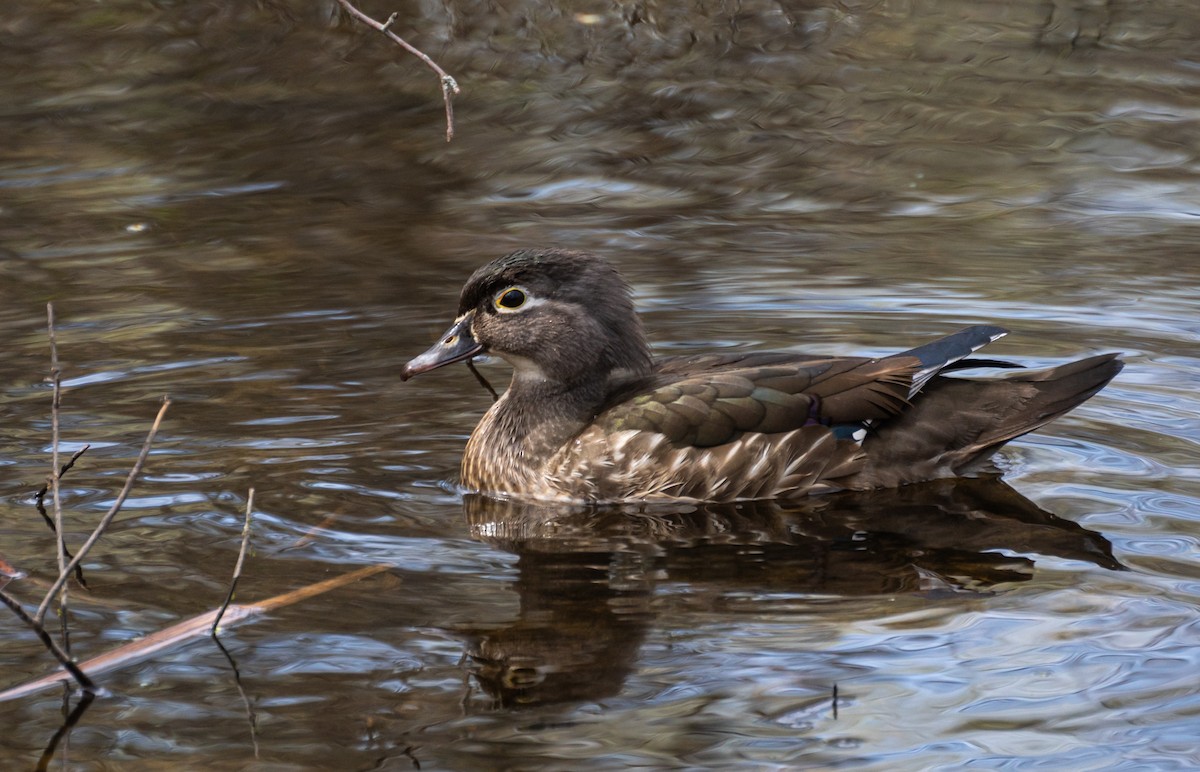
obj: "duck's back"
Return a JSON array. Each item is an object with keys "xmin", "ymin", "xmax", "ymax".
[
  {"xmin": 542, "ymin": 352, "xmax": 919, "ymax": 501},
  {"xmin": 539, "ymin": 338, "xmax": 1121, "ymax": 503}
]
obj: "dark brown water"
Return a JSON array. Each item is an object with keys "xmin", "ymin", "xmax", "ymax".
[{"xmin": 2, "ymin": 0, "xmax": 1199, "ymax": 768}]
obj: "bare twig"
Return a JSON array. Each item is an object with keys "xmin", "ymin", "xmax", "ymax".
[
  {"xmin": 212, "ymin": 488, "xmax": 255, "ymax": 635},
  {"xmin": 34, "ymin": 445, "xmax": 91, "ymax": 589},
  {"xmin": 335, "ymin": 0, "xmax": 461, "ymax": 141},
  {"xmin": 35, "ymin": 446, "xmax": 91, "ymax": 518},
  {"xmin": 0, "ymin": 590, "xmax": 97, "ymax": 694},
  {"xmin": 46, "ymin": 304, "xmax": 70, "ymax": 626},
  {"xmin": 35, "ymin": 398, "xmax": 172, "ymax": 625},
  {"xmin": 35, "ymin": 446, "xmax": 91, "ymax": 521}
]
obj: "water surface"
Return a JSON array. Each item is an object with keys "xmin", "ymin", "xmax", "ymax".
[{"xmin": 2, "ymin": 0, "xmax": 1199, "ymax": 769}]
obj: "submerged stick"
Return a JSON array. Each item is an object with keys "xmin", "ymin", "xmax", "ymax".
[
  {"xmin": 334, "ymin": 0, "xmax": 461, "ymax": 141},
  {"xmin": 0, "ymin": 590, "xmax": 97, "ymax": 694},
  {"xmin": 212, "ymin": 489, "xmax": 255, "ymax": 635},
  {"xmin": 0, "ymin": 563, "xmax": 393, "ymax": 702},
  {"xmin": 35, "ymin": 398, "xmax": 172, "ymax": 625}
]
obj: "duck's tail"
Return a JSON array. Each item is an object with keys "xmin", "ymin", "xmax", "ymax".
[{"xmin": 853, "ymin": 353, "xmax": 1123, "ymax": 489}]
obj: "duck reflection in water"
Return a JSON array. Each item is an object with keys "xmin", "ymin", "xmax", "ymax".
[
  {"xmin": 400, "ymin": 248, "xmax": 1125, "ymax": 708},
  {"xmin": 457, "ymin": 476, "xmax": 1121, "ymax": 709}
]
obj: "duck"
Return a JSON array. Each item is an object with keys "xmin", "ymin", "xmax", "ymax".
[{"xmin": 401, "ymin": 248, "xmax": 1122, "ymax": 503}]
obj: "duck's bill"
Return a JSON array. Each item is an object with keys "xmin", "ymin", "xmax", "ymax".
[{"xmin": 401, "ymin": 314, "xmax": 484, "ymax": 380}]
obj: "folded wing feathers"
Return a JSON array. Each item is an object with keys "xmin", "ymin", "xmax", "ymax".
[
  {"xmin": 561, "ymin": 357, "xmax": 926, "ymax": 500},
  {"xmin": 808, "ymin": 358, "xmax": 918, "ymax": 422},
  {"xmin": 897, "ymin": 325, "xmax": 1010, "ymax": 397},
  {"xmin": 533, "ymin": 327, "xmax": 1117, "ymax": 503}
]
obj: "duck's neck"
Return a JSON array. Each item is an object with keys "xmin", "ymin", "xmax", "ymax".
[{"xmin": 461, "ymin": 374, "xmax": 617, "ymax": 495}]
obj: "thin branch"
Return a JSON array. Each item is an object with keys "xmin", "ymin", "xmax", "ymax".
[
  {"xmin": 35, "ymin": 398, "xmax": 172, "ymax": 625},
  {"xmin": 46, "ymin": 303, "xmax": 70, "ymax": 629},
  {"xmin": 212, "ymin": 488, "xmax": 255, "ymax": 635},
  {"xmin": 0, "ymin": 590, "xmax": 97, "ymax": 693},
  {"xmin": 56, "ymin": 610, "xmax": 72, "ymax": 677},
  {"xmin": 335, "ymin": 0, "xmax": 461, "ymax": 142},
  {"xmin": 35, "ymin": 446, "xmax": 91, "ymax": 520},
  {"xmin": 34, "ymin": 445, "xmax": 91, "ymax": 589}
]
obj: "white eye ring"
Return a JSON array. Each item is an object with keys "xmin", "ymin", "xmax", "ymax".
[{"xmin": 494, "ymin": 286, "xmax": 531, "ymax": 312}]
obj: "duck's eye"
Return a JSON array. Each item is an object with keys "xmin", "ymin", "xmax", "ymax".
[{"xmin": 495, "ymin": 288, "xmax": 527, "ymax": 310}]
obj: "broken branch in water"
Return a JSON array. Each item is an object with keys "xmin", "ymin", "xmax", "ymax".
[
  {"xmin": 0, "ymin": 590, "xmax": 98, "ymax": 694},
  {"xmin": 334, "ymin": 0, "xmax": 461, "ymax": 141},
  {"xmin": 34, "ymin": 398, "xmax": 172, "ymax": 625},
  {"xmin": 212, "ymin": 488, "xmax": 255, "ymax": 635},
  {"xmin": 0, "ymin": 564, "xmax": 394, "ymax": 702}
]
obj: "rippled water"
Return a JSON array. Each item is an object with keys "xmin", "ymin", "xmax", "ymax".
[{"xmin": 2, "ymin": 0, "xmax": 1199, "ymax": 768}]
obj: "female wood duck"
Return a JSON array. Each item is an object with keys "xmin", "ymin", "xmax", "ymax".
[{"xmin": 401, "ymin": 248, "xmax": 1122, "ymax": 503}]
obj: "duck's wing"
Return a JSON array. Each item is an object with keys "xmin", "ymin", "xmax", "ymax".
[
  {"xmin": 600, "ymin": 356, "xmax": 921, "ymax": 448},
  {"xmin": 650, "ymin": 324, "xmax": 1012, "ymax": 401},
  {"xmin": 856, "ymin": 353, "xmax": 1124, "ymax": 487},
  {"xmin": 541, "ymin": 356, "xmax": 921, "ymax": 502},
  {"xmin": 546, "ymin": 327, "xmax": 1024, "ymax": 502},
  {"xmin": 608, "ymin": 324, "xmax": 1018, "ymax": 447},
  {"xmin": 891, "ymin": 324, "xmax": 1010, "ymax": 396}
]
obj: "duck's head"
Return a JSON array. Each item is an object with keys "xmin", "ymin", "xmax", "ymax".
[{"xmin": 401, "ymin": 248, "xmax": 652, "ymax": 387}]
